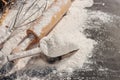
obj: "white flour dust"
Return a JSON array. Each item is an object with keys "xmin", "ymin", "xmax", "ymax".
[{"xmin": 27, "ymin": 0, "xmax": 96, "ymax": 72}]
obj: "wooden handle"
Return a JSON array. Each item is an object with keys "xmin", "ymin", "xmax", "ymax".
[{"xmin": 8, "ymin": 47, "xmax": 41, "ymax": 61}]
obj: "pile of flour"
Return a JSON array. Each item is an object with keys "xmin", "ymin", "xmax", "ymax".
[{"xmin": 27, "ymin": 0, "xmax": 96, "ymax": 72}]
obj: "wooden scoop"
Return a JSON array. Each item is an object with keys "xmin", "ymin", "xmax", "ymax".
[{"xmin": 0, "ymin": 47, "xmax": 79, "ymax": 67}]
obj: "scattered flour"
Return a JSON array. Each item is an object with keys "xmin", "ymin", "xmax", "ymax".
[
  {"xmin": 87, "ymin": 11, "xmax": 113, "ymax": 23},
  {"xmin": 4, "ymin": 0, "xmax": 96, "ymax": 76},
  {"xmin": 27, "ymin": 0, "xmax": 96, "ymax": 72},
  {"xmin": 4, "ymin": 0, "xmax": 97, "ymax": 80}
]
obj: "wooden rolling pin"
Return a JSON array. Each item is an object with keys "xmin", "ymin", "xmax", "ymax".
[{"xmin": 26, "ymin": 0, "xmax": 71, "ymax": 47}]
